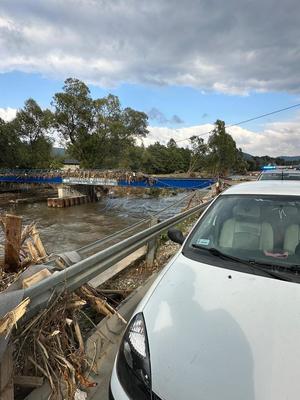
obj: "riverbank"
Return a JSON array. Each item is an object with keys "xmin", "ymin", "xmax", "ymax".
[
  {"xmin": 0, "ymin": 186, "xmax": 57, "ymax": 207},
  {"xmin": 0, "ymin": 183, "xmax": 183, "ymax": 208}
]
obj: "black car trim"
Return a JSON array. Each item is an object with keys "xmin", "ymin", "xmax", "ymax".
[{"xmin": 109, "ymin": 383, "xmax": 115, "ymax": 400}]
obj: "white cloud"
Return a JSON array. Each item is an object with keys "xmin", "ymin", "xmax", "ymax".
[
  {"xmin": 229, "ymin": 120, "xmax": 300, "ymax": 157},
  {"xmin": 145, "ymin": 124, "xmax": 213, "ymax": 146},
  {"xmin": 0, "ymin": 107, "xmax": 17, "ymax": 121},
  {"xmin": 0, "ymin": 0, "xmax": 300, "ymax": 93},
  {"xmin": 146, "ymin": 116, "xmax": 300, "ymax": 157}
]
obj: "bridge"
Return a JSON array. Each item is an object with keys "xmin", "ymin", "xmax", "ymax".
[
  {"xmin": 0, "ymin": 169, "xmax": 215, "ymax": 207},
  {"xmin": 0, "ymin": 169, "xmax": 214, "ymax": 190}
]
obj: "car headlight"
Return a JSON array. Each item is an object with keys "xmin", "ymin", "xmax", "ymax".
[{"xmin": 116, "ymin": 312, "xmax": 152, "ymax": 399}]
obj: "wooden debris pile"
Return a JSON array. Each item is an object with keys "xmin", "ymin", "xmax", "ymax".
[
  {"xmin": 13, "ymin": 292, "xmax": 92, "ymax": 399},
  {"xmin": 0, "ymin": 168, "xmax": 156, "ymax": 184},
  {"xmin": 0, "ymin": 214, "xmax": 48, "ymax": 291},
  {"xmin": 21, "ymin": 224, "xmax": 48, "ymax": 266},
  {"xmin": 13, "ymin": 285, "xmax": 126, "ymax": 399},
  {"xmin": 0, "ymin": 213, "xmax": 127, "ymax": 399}
]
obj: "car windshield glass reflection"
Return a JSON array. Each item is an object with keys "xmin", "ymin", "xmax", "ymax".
[{"xmin": 187, "ymin": 195, "xmax": 300, "ymax": 270}]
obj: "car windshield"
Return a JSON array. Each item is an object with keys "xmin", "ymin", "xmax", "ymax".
[
  {"xmin": 260, "ymin": 172, "xmax": 300, "ymax": 180},
  {"xmin": 186, "ymin": 194, "xmax": 300, "ymax": 269},
  {"xmin": 259, "ymin": 173, "xmax": 283, "ymax": 180}
]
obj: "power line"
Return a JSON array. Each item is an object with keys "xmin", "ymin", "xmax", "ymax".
[{"xmin": 175, "ymin": 102, "xmax": 300, "ymax": 143}]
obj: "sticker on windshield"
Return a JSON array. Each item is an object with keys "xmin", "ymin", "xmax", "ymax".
[{"xmin": 197, "ymin": 238, "xmax": 210, "ymax": 246}]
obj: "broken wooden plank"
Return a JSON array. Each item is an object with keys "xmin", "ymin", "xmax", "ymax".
[
  {"xmin": 22, "ymin": 269, "xmax": 51, "ymax": 289},
  {"xmin": 32, "ymin": 227, "xmax": 47, "ymax": 259},
  {"xmin": 4, "ymin": 214, "xmax": 22, "ymax": 273},
  {"xmin": 0, "ymin": 298, "xmax": 30, "ymax": 337},
  {"xmin": 26, "ymin": 241, "xmax": 39, "ymax": 263}
]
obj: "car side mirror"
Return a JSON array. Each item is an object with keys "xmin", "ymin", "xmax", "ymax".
[{"xmin": 167, "ymin": 228, "xmax": 185, "ymax": 245}]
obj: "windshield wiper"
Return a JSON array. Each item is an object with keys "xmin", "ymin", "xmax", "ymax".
[
  {"xmin": 252, "ymin": 260, "xmax": 300, "ymax": 275},
  {"xmin": 192, "ymin": 244, "xmax": 246, "ymax": 263},
  {"xmin": 285, "ymin": 264, "xmax": 300, "ymax": 273},
  {"xmin": 191, "ymin": 244, "xmax": 292, "ymax": 281},
  {"xmin": 246, "ymin": 259, "xmax": 293, "ymax": 281}
]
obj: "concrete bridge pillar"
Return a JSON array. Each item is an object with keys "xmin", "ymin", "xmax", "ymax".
[
  {"xmin": 57, "ymin": 185, "xmax": 82, "ymax": 198},
  {"xmin": 86, "ymin": 185, "xmax": 98, "ymax": 202},
  {"xmin": 57, "ymin": 184, "xmax": 99, "ymax": 202}
]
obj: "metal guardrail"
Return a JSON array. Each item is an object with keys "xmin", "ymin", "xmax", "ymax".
[{"xmin": 24, "ymin": 199, "xmax": 212, "ymax": 317}]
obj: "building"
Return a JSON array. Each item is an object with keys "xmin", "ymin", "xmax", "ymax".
[{"xmin": 62, "ymin": 159, "xmax": 80, "ymax": 171}]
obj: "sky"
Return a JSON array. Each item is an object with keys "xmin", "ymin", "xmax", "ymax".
[{"xmin": 1, "ymin": 0, "xmax": 300, "ymax": 156}]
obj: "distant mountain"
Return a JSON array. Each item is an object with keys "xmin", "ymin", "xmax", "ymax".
[
  {"xmin": 242, "ymin": 152, "xmax": 300, "ymax": 162},
  {"xmin": 278, "ymin": 156, "xmax": 300, "ymax": 161},
  {"xmin": 242, "ymin": 152, "xmax": 254, "ymax": 160}
]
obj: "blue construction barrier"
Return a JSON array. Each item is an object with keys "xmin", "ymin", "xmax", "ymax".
[
  {"xmin": 118, "ymin": 178, "xmax": 215, "ymax": 190},
  {"xmin": 0, "ymin": 176, "xmax": 63, "ymax": 184},
  {"xmin": 0, "ymin": 175, "xmax": 214, "ymax": 190}
]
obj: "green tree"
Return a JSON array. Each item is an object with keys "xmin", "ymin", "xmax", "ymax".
[
  {"xmin": 141, "ymin": 140, "xmax": 191, "ymax": 174},
  {"xmin": 207, "ymin": 120, "xmax": 239, "ymax": 175},
  {"xmin": 14, "ymin": 99, "xmax": 53, "ymax": 168},
  {"xmin": 235, "ymin": 148, "xmax": 248, "ymax": 173},
  {"xmin": 0, "ymin": 118, "xmax": 24, "ymax": 168},
  {"xmin": 52, "ymin": 79, "xmax": 149, "ymax": 168},
  {"xmin": 166, "ymin": 139, "xmax": 191, "ymax": 173},
  {"xmin": 52, "ymin": 78, "xmax": 94, "ymax": 164},
  {"xmin": 119, "ymin": 144, "xmax": 145, "ymax": 171},
  {"xmin": 189, "ymin": 136, "xmax": 208, "ymax": 173},
  {"xmin": 93, "ymin": 95, "xmax": 148, "ymax": 168},
  {"xmin": 142, "ymin": 142, "xmax": 171, "ymax": 173}
]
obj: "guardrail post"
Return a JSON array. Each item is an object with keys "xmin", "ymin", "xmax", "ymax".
[{"xmin": 146, "ymin": 217, "xmax": 158, "ymax": 268}]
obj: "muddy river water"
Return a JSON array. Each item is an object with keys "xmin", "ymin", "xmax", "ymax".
[{"xmin": 0, "ymin": 192, "xmax": 192, "ymax": 254}]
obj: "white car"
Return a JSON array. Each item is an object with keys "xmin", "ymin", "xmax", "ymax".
[{"xmin": 110, "ymin": 181, "xmax": 300, "ymax": 400}]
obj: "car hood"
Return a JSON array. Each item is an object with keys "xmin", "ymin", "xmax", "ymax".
[{"xmin": 143, "ymin": 253, "xmax": 300, "ymax": 400}]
